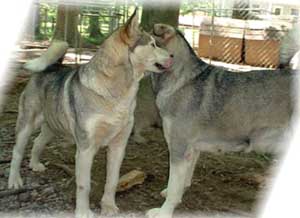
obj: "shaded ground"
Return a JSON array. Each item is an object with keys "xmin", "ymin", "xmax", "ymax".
[{"xmin": 0, "ymin": 43, "xmax": 275, "ymax": 217}]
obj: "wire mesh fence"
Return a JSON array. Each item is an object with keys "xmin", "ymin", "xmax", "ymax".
[
  {"xmin": 24, "ymin": 0, "xmax": 300, "ymax": 68},
  {"xmin": 37, "ymin": 2, "xmax": 131, "ymax": 40},
  {"xmin": 179, "ymin": 0, "xmax": 300, "ymax": 68}
]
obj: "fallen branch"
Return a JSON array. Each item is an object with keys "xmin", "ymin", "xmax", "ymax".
[
  {"xmin": 65, "ymin": 176, "xmax": 75, "ymax": 188},
  {"xmin": 226, "ymin": 208, "xmax": 252, "ymax": 218},
  {"xmin": 0, "ymin": 186, "xmax": 41, "ymax": 198},
  {"xmin": 51, "ymin": 163, "xmax": 98, "ymax": 185},
  {"xmin": 0, "ymin": 160, "xmax": 11, "ymax": 164},
  {"xmin": 52, "ymin": 163, "xmax": 73, "ymax": 177},
  {"xmin": 117, "ymin": 169, "xmax": 146, "ymax": 192},
  {"xmin": 3, "ymin": 109, "xmax": 18, "ymax": 113}
]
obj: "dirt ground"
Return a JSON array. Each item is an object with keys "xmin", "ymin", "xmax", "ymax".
[{"xmin": 0, "ymin": 45, "xmax": 275, "ymax": 218}]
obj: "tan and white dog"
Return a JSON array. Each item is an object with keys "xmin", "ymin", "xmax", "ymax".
[{"xmin": 8, "ymin": 10, "xmax": 173, "ymax": 218}]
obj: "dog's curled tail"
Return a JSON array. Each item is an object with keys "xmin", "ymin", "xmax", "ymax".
[{"xmin": 24, "ymin": 40, "xmax": 68, "ymax": 72}]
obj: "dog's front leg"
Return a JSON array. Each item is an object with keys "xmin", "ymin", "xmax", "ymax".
[
  {"xmin": 160, "ymin": 148, "xmax": 200, "ymax": 198},
  {"xmin": 101, "ymin": 144, "xmax": 126, "ymax": 215},
  {"xmin": 75, "ymin": 146, "xmax": 97, "ymax": 218},
  {"xmin": 101, "ymin": 121, "xmax": 133, "ymax": 216},
  {"xmin": 147, "ymin": 147, "xmax": 190, "ymax": 218}
]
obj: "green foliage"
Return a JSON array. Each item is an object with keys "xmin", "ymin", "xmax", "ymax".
[
  {"xmin": 83, "ymin": 35, "xmax": 105, "ymax": 45},
  {"xmin": 180, "ymin": 0, "xmax": 213, "ymax": 15},
  {"xmin": 35, "ymin": 4, "xmax": 124, "ymax": 45},
  {"xmin": 38, "ymin": 3, "xmax": 57, "ymax": 40}
]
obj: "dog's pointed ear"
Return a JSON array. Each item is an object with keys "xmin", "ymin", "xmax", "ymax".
[
  {"xmin": 126, "ymin": 8, "xmax": 139, "ymax": 36},
  {"xmin": 121, "ymin": 8, "xmax": 140, "ymax": 45}
]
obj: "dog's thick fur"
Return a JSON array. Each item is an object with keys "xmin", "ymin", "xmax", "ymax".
[
  {"xmin": 8, "ymin": 11, "xmax": 172, "ymax": 218},
  {"xmin": 147, "ymin": 24, "xmax": 296, "ymax": 218}
]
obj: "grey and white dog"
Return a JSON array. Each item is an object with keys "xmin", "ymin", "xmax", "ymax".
[
  {"xmin": 8, "ymin": 11, "xmax": 173, "ymax": 218},
  {"xmin": 147, "ymin": 24, "xmax": 296, "ymax": 218}
]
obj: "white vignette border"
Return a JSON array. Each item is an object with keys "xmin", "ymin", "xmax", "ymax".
[{"xmin": 0, "ymin": 0, "xmax": 299, "ymax": 218}]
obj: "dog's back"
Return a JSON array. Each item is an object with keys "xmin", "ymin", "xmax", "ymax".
[
  {"xmin": 157, "ymin": 65, "xmax": 293, "ymax": 153},
  {"xmin": 152, "ymin": 27, "xmax": 295, "ymax": 154}
]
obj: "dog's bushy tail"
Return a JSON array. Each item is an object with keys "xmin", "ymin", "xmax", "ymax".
[{"xmin": 24, "ymin": 40, "xmax": 68, "ymax": 72}]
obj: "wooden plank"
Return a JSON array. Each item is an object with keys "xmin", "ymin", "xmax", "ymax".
[
  {"xmin": 245, "ymin": 39, "xmax": 280, "ymax": 67},
  {"xmin": 198, "ymin": 35, "xmax": 243, "ymax": 64},
  {"xmin": 200, "ymin": 16, "xmax": 246, "ymax": 28},
  {"xmin": 200, "ymin": 30, "xmax": 244, "ymax": 38}
]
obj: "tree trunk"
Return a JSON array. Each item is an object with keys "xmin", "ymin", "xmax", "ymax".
[
  {"xmin": 133, "ymin": 2, "xmax": 181, "ymax": 143},
  {"xmin": 141, "ymin": 3, "xmax": 180, "ymax": 31},
  {"xmin": 34, "ymin": 4, "xmax": 41, "ymax": 37},
  {"xmin": 53, "ymin": 4, "xmax": 81, "ymax": 47},
  {"xmin": 232, "ymin": 0, "xmax": 250, "ymax": 20},
  {"xmin": 88, "ymin": 14, "xmax": 101, "ymax": 38}
]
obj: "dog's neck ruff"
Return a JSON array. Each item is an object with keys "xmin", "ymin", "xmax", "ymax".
[
  {"xmin": 128, "ymin": 49, "xmax": 145, "ymax": 81},
  {"xmin": 77, "ymin": 31, "xmax": 146, "ymax": 103}
]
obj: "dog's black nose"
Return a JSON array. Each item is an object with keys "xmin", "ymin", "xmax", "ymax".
[{"xmin": 170, "ymin": 54, "xmax": 174, "ymax": 58}]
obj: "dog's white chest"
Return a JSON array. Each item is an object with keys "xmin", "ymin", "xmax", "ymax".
[{"xmin": 85, "ymin": 101, "xmax": 135, "ymax": 146}]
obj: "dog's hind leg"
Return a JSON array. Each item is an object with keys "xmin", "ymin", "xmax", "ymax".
[
  {"xmin": 8, "ymin": 92, "xmax": 43, "ymax": 189},
  {"xmin": 101, "ymin": 121, "xmax": 133, "ymax": 216},
  {"xmin": 100, "ymin": 145, "xmax": 125, "ymax": 215},
  {"xmin": 29, "ymin": 124, "xmax": 54, "ymax": 172},
  {"xmin": 248, "ymin": 128, "xmax": 288, "ymax": 154}
]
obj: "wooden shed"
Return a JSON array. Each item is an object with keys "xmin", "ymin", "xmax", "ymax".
[
  {"xmin": 244, "ymin": 20, "xmax": 286, "ymax": 68},
  {"xmin": 197, "ymin": 17, "xmax": 289, "ymax": 68},
  {"xmin": 198, "ymin": 17, "xmax": 245, "ymax": 64}
]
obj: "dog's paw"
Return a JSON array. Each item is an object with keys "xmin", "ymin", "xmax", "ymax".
[
  {"xmin": 75, "ymin": 209, "xmax": 94, "ymax": 218},
  {"xmin": 101, "ymin": 203, "xmax": 119, "ymax": 216},
  {"xmin": 8, "ymin": 172, "xmax": 23, "ymax": 189},
  {"xmin": 146, "ymin": 208, "xmax": 172, "ymax": 218},
  {"xmin": 29, "ymin": 161, "xmax": 46, "ymax": 172},
  {"xmin": 160, "ymin": 188, "xmax": 167, "ymax": 198}
]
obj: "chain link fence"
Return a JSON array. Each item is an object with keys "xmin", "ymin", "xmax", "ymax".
[{"xmin": 179, "ymin": 0, "xmax": 300, "ymax": 68}]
